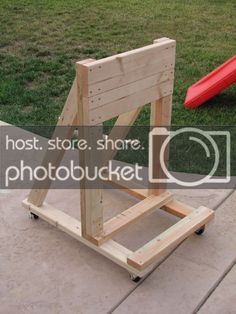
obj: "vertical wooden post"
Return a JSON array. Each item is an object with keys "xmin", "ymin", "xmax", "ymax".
[
  {"xmin": 76, "ymin": 61, "xmax": 104, "ymax": 240},
  {"xmin": 148, "ymin": 38, "xmax": 175, "ymax": 197},
  {"xmin": 149, "ymin": 95, "xmax": 172, "ymax": 196}
]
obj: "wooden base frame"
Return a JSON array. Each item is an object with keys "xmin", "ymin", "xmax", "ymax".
[
  {"xmin": 23, "ymin": 38, "xmax": 214, "ymax": 278},
  {"xmin": 23, "ymin": 190, "xmax": 214, "ymax": 276}
]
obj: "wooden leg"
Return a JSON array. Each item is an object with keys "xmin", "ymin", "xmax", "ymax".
[
  {"xmin": 77, "ymin": 61, "xmax": 104, "ymax": 239},
  {"xmin": 27, "ymin": 80, "xmax": 78, "ymax": 207},
  {"xmin": 79, "ymin": 127, "xmax": 104, "ymax": 238},
  {"xmin": 28, "ymin": 58, "xmax": 95, "ymax": 207},
  {"xmin": 27, "ymin": 126, "xmax": 76, "ymax": 207},
  {"xmin": 149, "ymin": 95, "xmax": 172, "ymax": 196}
]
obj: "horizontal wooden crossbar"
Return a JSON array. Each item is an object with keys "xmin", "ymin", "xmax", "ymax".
[
  {"xmin": 103, "ymin": 175, "xmax": 149, "ymax": 200},
  {"xmin": 127, "ymin": 206, "xmax": 214, "ymax": 270},
  {"xmin": 161, "ymin": 200, "xmax": 194, "ymax": 218},
  {"xmin": 92, "ymin": 191, "xmax": 173, "ymax": 245},
  {"xmin": 89, "ymin": 80, "xmax": 173, "ymax": 124},
  {"xmin": 104, "ymin": 171, "xmax": 194, "ymax": 218},
  {"xmin": 88, "ymin": 70, "xmax": 174, "ymax": 110},
  {"xmin": 85, "ymin": 39, "xmax": 175, "ymax": 84},
  {"xmin": 88, "ymin": 58, "xmax": 174, "ymax": 97}
]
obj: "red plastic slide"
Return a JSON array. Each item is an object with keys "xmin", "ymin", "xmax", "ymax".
[{"xmin": 184, "ymin": 55, "xmax": 236, "ymax": 109}]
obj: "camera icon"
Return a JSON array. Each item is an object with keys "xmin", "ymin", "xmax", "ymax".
[{"xmin": 149, "ymin": 127, "xmax": 231, "ymax": 187}]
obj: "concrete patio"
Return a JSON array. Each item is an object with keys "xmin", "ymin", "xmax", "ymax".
[{"xmin": 0, "ymin": 185, "xmax": 235, "ymax": 314}]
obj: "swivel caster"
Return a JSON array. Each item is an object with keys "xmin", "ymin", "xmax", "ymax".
[
  {"xmin": 195, "ymin": 225, "xmax": 205, "ymax": 235},
  {"xmin": 29, "ymin": 212, "xmax": 39, "ymax": 220},
  {"xmin": 129, "ymin": 273, "xmax": 141, "ymax": 282}
]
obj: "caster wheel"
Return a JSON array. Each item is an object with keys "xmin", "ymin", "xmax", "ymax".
[
  {"xmin": 195, "ymin": 225, "xmax": 205, "ymax": 235},
  {"xmin": 29, "ymin": 212, "xmax": 39, "ymax": 220},
  {"xmin": 129, "ymin": 274, "xmax": 141, "ymax": 282}
]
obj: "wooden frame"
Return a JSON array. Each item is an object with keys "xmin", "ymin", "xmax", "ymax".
[{"xmin": 23, "ymin": 38, "xmax": 214, "ymax": 278}]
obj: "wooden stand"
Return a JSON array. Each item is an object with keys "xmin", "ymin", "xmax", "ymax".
[{"xmin": 23, "ymin": 38, "xmax": 214, "ymax": 279}]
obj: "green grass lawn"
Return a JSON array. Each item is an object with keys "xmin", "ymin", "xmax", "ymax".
[{"xmin": 0, "ymin": 0, "xmax": 235, "ymax": 127}]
